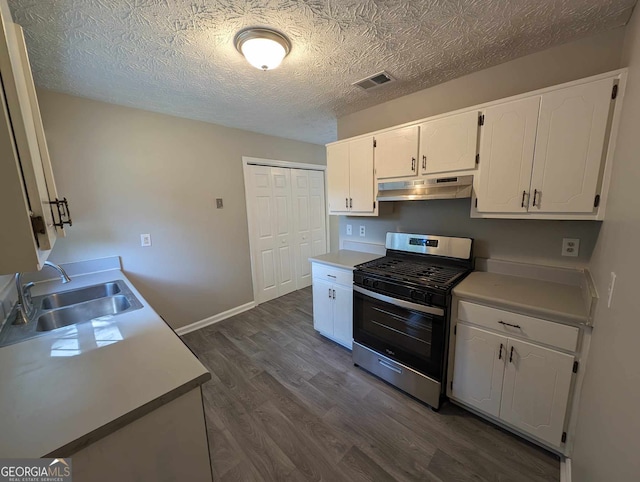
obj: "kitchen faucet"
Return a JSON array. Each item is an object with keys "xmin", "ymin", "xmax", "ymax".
[{"xmin": 13, "ymin": 261, "xmax": 71, "ymax": 325}]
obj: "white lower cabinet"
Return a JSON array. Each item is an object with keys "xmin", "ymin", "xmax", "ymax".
[
  {"xmin": 451, "ymin": 302, "xmax": 576, "ymax": 450},
  {"xmin": 452, "ymin": 324, "xmax": 506, "ymax": 417},
  {"xmin": 311, "ymin": 263, "xmax": 353, "ymax": 349},
  {"xmin": 500, "ymin": 338, "xmax": 574, "ymax": 446}
]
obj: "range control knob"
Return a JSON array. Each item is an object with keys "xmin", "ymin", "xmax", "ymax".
[{"xmin": 410, "ymin": 290, "xmax": 427, "ymax": 302}]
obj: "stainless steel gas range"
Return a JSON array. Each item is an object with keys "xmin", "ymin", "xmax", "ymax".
[{"xmin": 352, "ymin": 232, "xmax": 473, "ymax": 410}]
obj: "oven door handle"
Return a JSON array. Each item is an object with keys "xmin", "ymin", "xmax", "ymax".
[{"xmin": 353, "ymin": 286, "xmax": 445, "ymax": 317}]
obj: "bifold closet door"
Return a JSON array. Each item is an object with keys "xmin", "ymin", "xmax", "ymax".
[
  {"xmin": 247, "ymin": 165, "xmax": 296, "ymax": 304},
  {"xmin": 292, "ymin": 169, "xmax": 327, "ymax": 289}
]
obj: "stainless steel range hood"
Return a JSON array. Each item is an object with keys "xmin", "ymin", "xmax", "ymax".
[{"xmin": 377, "ymin": 175, "xmax": 473, "ymax": 201}]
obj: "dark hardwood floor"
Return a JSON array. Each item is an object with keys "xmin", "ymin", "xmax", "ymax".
[{"xmin": 182, "ymin": 287, "xmax": 560, "ymax": 482}]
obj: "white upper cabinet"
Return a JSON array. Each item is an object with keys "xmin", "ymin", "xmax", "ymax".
[
  {"xmin": 419, "ymin": 111, "xmax": 480, "ymax": 175},
  {"xmin": 475, "ymin": 76, "xmax": 618, "ymax": 218},
  {"xmin": 326, "ymin": 142, "xmax": 350, "ymax": 214},
  {"xmin": 0, "ymin": 7, "xmax": 71, "ymax": 274},
  {"xmin": 530, "ymin": 78, "xmax": 614, "ymax": 213},
  {"xmin": 374, "ymin": 126, "xmax": 419, "ymax": 179},
  {"xmin": 476, "ymin": 97, "xmax": 540, "ymax": 213},
  {"xmin": 326, "ymin": 136, "xmax": 376, "ymax": 216},
  {"xmin": 349, "ymin": 136, "xmax": 376, "ymax": 213}
]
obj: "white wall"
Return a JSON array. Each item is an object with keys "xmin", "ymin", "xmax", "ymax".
[
  {"xmin": 336, "ymin": 28, "xmax": 626, "ymax": 268},
  {"xmin": 37, "ymin": 90, "xmax": 325, "ymax": 329},
  {"xmin": 571, "ymin": 8, "xmax": 640, "ymax": 480}
]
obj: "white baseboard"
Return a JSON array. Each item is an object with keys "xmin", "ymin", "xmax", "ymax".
[
  {"xmin": 560, "ymin": 458, "xmax": 572, "ymax": 482},
  {"xmin": 175, "ymin": 301, "xmax": 256, "ymax": 336}
]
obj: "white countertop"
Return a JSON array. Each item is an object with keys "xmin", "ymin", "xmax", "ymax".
[
  {"xmin": 453, "ymin": 271, "xmax": 590, "ymax": 326},
  {"xmin": 309, "ymin": 250, "xmax": 382, "ymax": 270},
  {"xmin": 0, "ymin": 269, "xmax": 210, "ymax": 457}
]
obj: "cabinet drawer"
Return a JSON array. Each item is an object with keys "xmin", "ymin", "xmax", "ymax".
[
  {"xmin": 312, "ymin": 263, "xmax": 353, "ymax": 287},
  {"xmin": 457, "ymin": 301, "xmax": 579, "ymax": 352}
]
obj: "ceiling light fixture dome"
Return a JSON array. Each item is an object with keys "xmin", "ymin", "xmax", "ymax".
[{"xmin": 234, "ymin": 27, "xmax": 291, "ymax": 71}]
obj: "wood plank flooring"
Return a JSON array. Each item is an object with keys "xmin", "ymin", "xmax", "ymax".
[{"xmin": 182, "ymin": 287, "xmax": 560, "ymax": 482}]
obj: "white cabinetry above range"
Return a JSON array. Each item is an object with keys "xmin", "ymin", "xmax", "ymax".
[{"xmin": 326, "ymin": 69, "xmax": 625, "ymax": 221}]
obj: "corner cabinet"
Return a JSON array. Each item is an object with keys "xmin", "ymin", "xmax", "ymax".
[
  {"xmin": 474, "ymin": 76, "xmax": 620, "ymax": 219},
  {"xmin": 0, "ymin": 9, "xmax": 70, "ymax": 274},
  {"xmin": 449, "ymin": 300, "xmax": 579, "ymax": 451},
  {"xmin": 326, "ymin": 136, "xmax": 377, "ymax": 216},
  {"xmin": 311, "ymin": 262, "xmax": 354, "ymax": 349}
]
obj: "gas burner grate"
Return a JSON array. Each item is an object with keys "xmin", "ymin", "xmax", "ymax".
[{"xmin": 357, "ymin": 256, "xmax": 468, "ymax": 290}]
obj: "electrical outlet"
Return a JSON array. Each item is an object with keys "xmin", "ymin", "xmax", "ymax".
[
  {"xmin": 359, "ymin": 225, "xmax": 366, "ymax": 237},
  {"xmin": 562, "ymin": 238, "xmax": 579, "ymax": 257},
  {"xmin": 216, "ymin": 198, "xmax": 224, "ymax": 209},
  {"xmin": 607, "ymin": 272, "xmax": 617, "ymax": 308},
  {"xmin": 140, "ymin": 233, "xmax": 152, "ymax": 247},
  {"xmin": 346, "ymin": 224, "xmax": 352, "ymax": 235}
]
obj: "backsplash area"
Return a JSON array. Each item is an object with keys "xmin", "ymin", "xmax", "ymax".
[{"xmin": 339, "ymin": 199, "xmax": 601, "ymax": 267}]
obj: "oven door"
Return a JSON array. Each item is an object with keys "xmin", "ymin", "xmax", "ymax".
[{"xmin": 353, "ymin": 285, "xmax": 446, "ymax": 380}]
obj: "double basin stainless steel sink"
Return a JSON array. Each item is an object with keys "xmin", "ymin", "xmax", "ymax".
[{"xmin": 0, "ymin": 280, "xmax": 143, "ymax": 347}]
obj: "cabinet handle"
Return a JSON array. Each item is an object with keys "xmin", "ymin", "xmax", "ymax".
[
  {"xmin": 349, "ymin": 198, "xmax": 353, "ymax": 209},
  {"xmin": 422, "ymin": 155, "xmax": 426, "ymax": 170},
  {"xmin": 498, "ymin": 320, "xmax": 521, "ymax": 329},
  {"xmin": 509, "ymin": 346, "xmax": 514, "ymax": 363},
  {"xmin": 532, "ymin": 189, "xmax": 539, "ymax": 207},
  {"xmin": 332, "ymin": 289, "xmax": 336, "ymax": 299},
  {"xmin": 346, "ymin": 198, "xmax": 349, "ymax": 209},
  {"xmin": 328, "ymin": 288, "xmax": 332, "ymax": 299},
  {"xmin": 327, "ymin": 274, "xmax": 336, "ymax": 279},
  {"xmin": 411, "ymin": 157, "xmax": 416, "ymax": 171},
  {"xmin": 521, "ymin": 191, "xmax": 526, "ymax": 208},
  {"xmin": 498, "ymin": 343, "xmax": 504, "ymax": 360}
]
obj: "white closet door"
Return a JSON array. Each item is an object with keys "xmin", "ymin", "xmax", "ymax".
[
  {"xmin": 270, "ymin": 167, "xmax": 296, "ymax": 297},
  {"xmin": 530, "ymin": 78, "xmax": 613, "ymax": 213},
  {"xmin": 308, "ymin": 170, "xmax": 327, "ymax": 258},
  {"xmin": 247, "ymin": 165, "xmax": 279, "ymax": 303},
  {"xmin": 476, "ymin": 97, "xmax": 540, "ymax": 213},
  {"xmin": 292, "ymin": 169, "xmax": 311, "ymax": 289}
]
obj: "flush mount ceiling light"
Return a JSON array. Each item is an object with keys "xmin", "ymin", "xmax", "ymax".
[{"xmin": 234, "ymin": 27, "xmax": 291, "ymax": 71}]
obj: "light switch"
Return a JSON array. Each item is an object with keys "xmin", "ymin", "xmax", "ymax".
[
  {"xmin": 216, "ymin": 198, "xmax": 224, "ymax": 209},
  {"xmin": 346, "ymin": 224, "xmax": 352, "ymax": 235}
]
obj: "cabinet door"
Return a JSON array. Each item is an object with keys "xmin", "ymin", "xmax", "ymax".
[
  {"xmin": 476, "ymin": 97, "xmax": 540, "ymax": 213},
  {"xmin": 349, "ymin": 136, "xmax": 375, "ymax": 213},
  {"xmin": 451, "ymin": 323, "xmax": 507, "ymax": 417},
  {"xmin": 374, "ymin": 126, "xmax": 419, "ymax": 179},
  {"xmin": 530, "ymin": 78, "xmax": 613, "ymax": 213},
  {"xmin": 332, "ymin": 283, "xmax": 353, "ymax": 348},
  {"xmin": 419, "ymin": 111, "xmax": 479, "ymax": 175},
  {"xmin": 500, "ymin": 338, "xmax": 574, "ymax": 447},
  {"xmin": 312, "ymin": 278, "xmax": 334, "ymax": 335},
  {"xmin": 326, "ymin": 143, "xmax": 350, "ymax": 214}
]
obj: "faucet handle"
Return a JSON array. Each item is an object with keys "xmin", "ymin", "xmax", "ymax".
[{"xmin": 22, "ymin": 282, "xmax": 35, "ymax": 308}]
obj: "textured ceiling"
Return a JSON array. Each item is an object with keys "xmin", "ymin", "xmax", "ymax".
[{"xmin": 7, "ymin": 0, "xmax": 636, "ymax": 145}]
